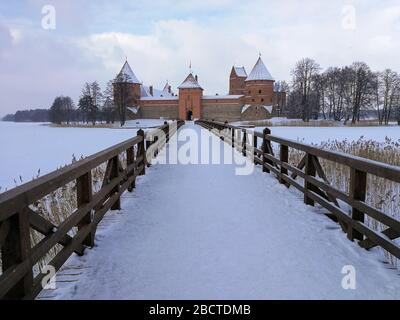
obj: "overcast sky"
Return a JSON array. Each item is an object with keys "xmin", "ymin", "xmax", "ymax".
[{"xmin": 0, "ymin": 0, "xmax": 399, "ymax": 116}]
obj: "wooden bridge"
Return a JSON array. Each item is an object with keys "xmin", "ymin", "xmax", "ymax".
[{"xmin": 0, "ymin": 120, "xmax": 399, "ymax": 299}]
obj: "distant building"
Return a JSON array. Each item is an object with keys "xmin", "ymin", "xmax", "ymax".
[{"xmin": 113, "ymin": 57, "xmax": 286, "ymax": 122}]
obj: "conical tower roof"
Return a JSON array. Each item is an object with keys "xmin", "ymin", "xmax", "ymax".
[
  {"xmin": 246, "ymin": 57, "xmax": 274, "ymax": 81},
  {"xmin": 116, "ymin": 61, "xmax": 141, "ymax": 84},
  {"xmin": 178, "ymin": 73, "xmax": 203, "ymax": 89}
]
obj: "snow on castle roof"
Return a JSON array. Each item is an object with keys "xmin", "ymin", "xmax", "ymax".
[
  {"xmin": 246, "ymin": 57, "xmax": 274, "ymax": 81},
  {"xmin": 178, "ymin": 73, "xmax": 203, "ymax": 89},
  {"xmin": 202, "ymin": 94, "xmax": 243, "ymax": 100},
  {"xmin": 117, "ymin": 61, "xmax": 141, "ymax": 84},
  {"xmin": 234, "ymin": 66, "xmax": 247, "ymax": 78},
  {"xmin": 162, "ymin": 82, "xmax": 171, "ymax": 93}
]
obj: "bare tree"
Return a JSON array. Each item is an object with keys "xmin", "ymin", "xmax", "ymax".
[
  {"xmin": 291, "ymin": 58, "xmax": 321, "ymax": 121},
  {"xmin": 379, "ymin": 69, "xmax": 400, "ymax": 125},
  {"xmin": 114, "ymin": 73, "xmax": 133, "ymax": 127},
  {"xmin": 102, "ymin": 80, "xmax": 116, "ymax": 124},
  {"xmin": 349, "ymin": 62, "xmax": 374, "ymax": 124}
]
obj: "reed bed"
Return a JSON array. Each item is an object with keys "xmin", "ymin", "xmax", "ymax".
[
  {"xmin": 279, "ymin": 136, "xmax": 400, "ymax": 267},
  {"xmin": 0, "ymin": 152, "xmax": 129, "ymax": 276}
]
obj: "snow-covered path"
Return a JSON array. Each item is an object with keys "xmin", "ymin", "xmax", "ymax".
[{"xmin": 40, "ymin": 123, "xmax": 400, "ymax": 300}]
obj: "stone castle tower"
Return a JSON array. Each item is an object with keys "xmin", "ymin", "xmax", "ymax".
[{"xmin": 178, "ymin": 73, "xmax": 203, "ymax": 120}]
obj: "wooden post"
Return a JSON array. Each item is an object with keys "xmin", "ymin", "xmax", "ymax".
[
  {"xmin": 242, "ymin": 129, "xmax": 247, "ymax": 156},
  {"xmin": 164, "ymin": 121, "xmax": 170, "ymax": 143},
  {"xmin": 154, "ymin": 136, "xmax": 159, "ymax": 157},
  {"xmin": 137, "ymin": 129, "xmax": 146, "ymax": 176},
  {"xmin": 146, "ymin": 136, "xmax": 153, "ymax": 168},
  {"xmin": 280, "ymin": 144, "xmax": 289, "ymax": 184},
  {"xmin": 1, "ymin": 208, "xmax": 33, "ymax": 299},
  {"xmin": 262, "ymin": 128, "xmax": 271, "ymax": 173},
  {"xmin": 253, "ymin": 133, "xmax": 258, "ymax": 163},
  {"xmin": 77, "ymin": 171, "xmax": 94, "ymax": 247},
  {"xmin": 304, "ymin": 154, "xmax": 317, "ymax": 206},
  {"xmin": 110, "ymin": 156, "xmax": 121, "ymax": 210},
  {"xmin": 348, "ymin": 168, "xmax": 367, "ymax": 241},
  {"xmin": 231, "ymin": 128, "xmax": 235, "ymax": 148},
  {"xmin": 127, "ymin": 146, "xmax": 135, "ymax": 192}
]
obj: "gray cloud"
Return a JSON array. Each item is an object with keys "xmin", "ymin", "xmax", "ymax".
[{"xmin": 1, "ymin": 0, "xmax": 400, "ymax": 117}]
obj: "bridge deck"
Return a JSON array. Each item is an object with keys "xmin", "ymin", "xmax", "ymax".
[{"xmin": 39, "ymin": 123, "xmax": 400, "ymax": 299}]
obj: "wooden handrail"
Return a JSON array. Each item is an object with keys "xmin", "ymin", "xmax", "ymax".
[
  {"xmin": 0, "ymin": 120, "xmax": 185, "ymax": 299},
  {"xmin": 196, "ymin": 119, "xmax": 400, "ymax": 262}
]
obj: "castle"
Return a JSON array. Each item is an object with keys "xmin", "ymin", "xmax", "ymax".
[{"xmin": 113, "ymin": 57, "xmax": 286, "ymax": 122}]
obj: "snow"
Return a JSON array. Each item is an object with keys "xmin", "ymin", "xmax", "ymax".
[
  {"xmin": 263, "ymin": 105, "xmax": 273, "ymax": 113},
  {"xmin": 202, "ymin": 94, "xmax": 243, "ymax": 100},
  {"xmin": 141, "ymin": 85, "xmax": 174, "ymax": 98},
  {"xmin": 140, "ymin": 96, "xmax": 178, "ymax": 101},
  {"xmin": 127, "ymin": 106, "xmax": 140, "ymax": 114},
  {"xmin": 117, "ymin": 61, "xmax": 140, "ymax": 84},
  {"xmin": 0, "ymin": 121, "xmax": 166, "ymax": 191},
  {"xmin": 241, "ymin": 104, "xmax": 251, "ymax": 113},
  {"xmin": 246, "ymin": 57, "xmax": 274, "ymax": 81},
  {"xmin": 178, "ymin": 73, "xmax": 203, "ymax": 89},
  {"xmin": 234, "ymin": 66, "xmax": 247, "ymax": 77},
  {"xmin": 255, "ymin": 126, "xmax": 400, "ymax": 144},
  {"xmin": 124, "ymin": 119, "xmax": 172, "ymax": 128},
  {"xmin": 38, "ymin": 123, "xmax": 400, "ymax": 300},
  {"xmin": 241, "ymin": 105, "xmax": 273, "ymax": 114}
]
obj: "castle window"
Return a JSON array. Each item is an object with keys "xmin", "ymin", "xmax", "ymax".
[
  {"xmin": 248, "ymin": 90, "xmax": 251, "ymax": 94},
  {"xmin": 252, "ymin": 99, "xmax": 255, "ymax": 102},
  {"xmin": 261, "ymin": 98, "xmax": 264, "ymax": 102},
  {"xmin": 259, "ymin": 90, "xmax": 262, "ymax": 94}
]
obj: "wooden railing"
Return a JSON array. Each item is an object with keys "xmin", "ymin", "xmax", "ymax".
[
  {"xmin": 196, "ymin": 119, "xmax": 400, "ymax": 261},
  {"xmin": 0, "ymin": 120, "xmax": 184, "ymax": 300}
]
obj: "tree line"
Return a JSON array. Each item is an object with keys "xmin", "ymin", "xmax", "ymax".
[
  {"xmin": 2, "ymin": 109, "xmax": 51, "ymax": 122},
  {"xmin": 49, "ymin": 80, "xmax": 117, "ymax": 125},
  {"xmin": 285, "ymin": 58, "xmax": 400, "ymax": 124},
  {"xmin": 49, "ymin": 73, "xmax": 134, "ymax": 126},
  {"xmin": 2, "ymin": 76, "xmax": 131, "ymax": 126}
]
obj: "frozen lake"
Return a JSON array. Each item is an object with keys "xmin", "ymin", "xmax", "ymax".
[
  {"xmin": 1, "ymin": 121, "xmax": 400, "ymax": 191},
  {"xmin": 0, "ymin": 122, "xmax": 142, "ymax": 191}
]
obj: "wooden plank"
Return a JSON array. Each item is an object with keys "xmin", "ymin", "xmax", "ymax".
[
  {"xmin": 28, "ymin": 208, "xmax": 85, "ymax": 256},
  {"xmin": 242, "ymin": 129, "xmax": 247, "ymax": 157},
  {"xmin": 1, "ymin": 208, "xmax": 33, "ymax": 299},
  {"xmin": 77, "ymin": 172, "xmax": 94, "ymax": 247},
  {"xmin": 360, "ymin": 227, "xmax": 400, "ymax": 250},
  {"xmin": 262, "ymin": 128, "xmax": 271, "ymax": 173},
  {"xmin": 348, "ymin": 168, "xmax": 367, "ymax": 241},
  {"xmin": 291, "ymin": 155, "xmax": 306, "ymax": 180},
  {"xmin": 137, "ymin": 129, "xmax": 146, "ymax": 176},
  {"xmin": 311, "ymin": 156, "xmax": 340, "ymax": 207},
  {"xmin": 28, "ymin": 223, "xmax": 93, "ymax": 300},
  {"xmin": 268, "ymin": 134, "xmax": 400, "ymax": 183},
  {"xmin": 298, "ymin": 171, "xmax": 400, "ymax": 233},
  {"xmin": 0, "ymin": 159, "xmax": 137, "ymax": 299},
  {"xmin": 306, "ymin": 190, "xmax": 400, "ymax": 258},
  {"xmin": 110, "ymin": 156, "xmax": 121, "ymax": 211},
  {"xmin": 280, "ymin": 145, "xmax": 289, "ymax": 185},
  {"xmin": 0, "ymin": 135, "xmax": 143, "ymax": 221},
  {"xmin": 304, "ymin": 154, "xmax": 317, "ymax": 206},
  {"xmin": 0, "ymin": 220, "xmax": 10, "ymax": 249},
  {"xmin": 126, "ymin": 146, "xmax": 136, "ymax": 192}
]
